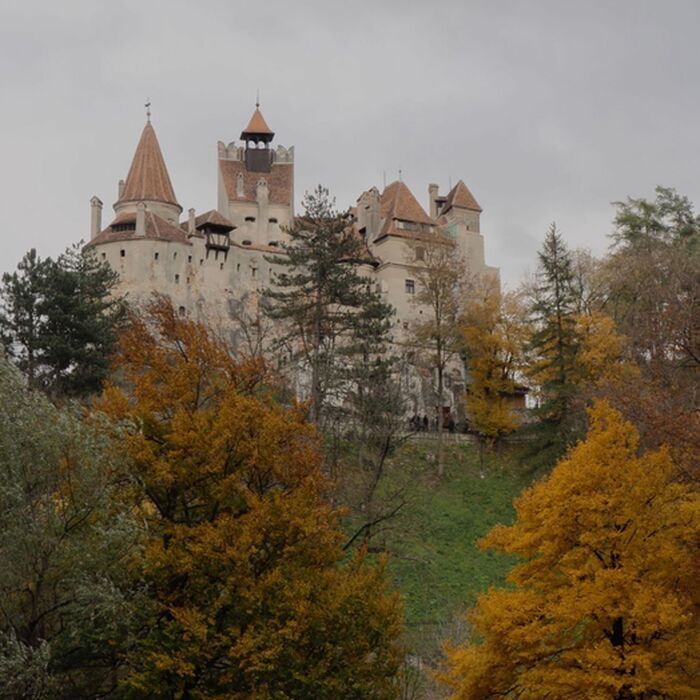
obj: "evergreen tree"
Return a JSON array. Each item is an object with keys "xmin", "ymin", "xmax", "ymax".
[
  {"xmin": 264, "ymin": 185, "xmax": 394, "ymax": 426},
  {"xmin": 526, "ymin": 224, "xmax": 583, "ymax": 467},
  {"xmin": 0, "ymin": 248, "xmax": 50, "ymax": 386},
  {"xmin": 0, "ymin": 244, "xmax": 124, "ymax": 398}
]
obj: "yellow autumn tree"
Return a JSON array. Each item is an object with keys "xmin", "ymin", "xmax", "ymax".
[
  {"xmin": 441, "ymin": 401, "xmax": 700, "ymax": 699},
  {"xmin": 98, "ymin": 298, "xmax": 403, "ymax": 699},
  {"xmin": 462, "ymin": 283, "xmax": 527, "ymax": 445}
]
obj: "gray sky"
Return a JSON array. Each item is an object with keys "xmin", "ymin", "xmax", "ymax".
[{"xmin": 2, "ymin": 0, "xmax": 700, "ymax": 286}]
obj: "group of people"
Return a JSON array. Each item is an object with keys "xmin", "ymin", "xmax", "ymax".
[{"xmin": 408, "ymin": 414, "xmax": 458, "ymax": 434}]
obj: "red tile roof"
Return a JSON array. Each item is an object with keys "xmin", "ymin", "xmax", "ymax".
[
  {"xmin": 87, "ymin": 211, "xmax": 190, "ymax": 246},
  {"xmin": 219, "ymin": 159, "xmax": 293, "ymax": 206},
  {"xmin": 441, "ymin": 180, "xmax": 482, "ymax": 213},
  {"xmin": 375, "ymin": 180, "xmax": 436, "ymax": 239},
  {"xmin": 240, "ymin": 107, "xmax": 274, "ymax": 138},
  {"xmin": 118, "ymin": 122, "xmax": 180, "ymax": 209},
  {"xmin": 195, "ymin": 209, "xmax": 235, "ymax": 230}
]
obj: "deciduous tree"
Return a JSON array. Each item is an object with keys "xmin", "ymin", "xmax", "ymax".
[
  {"xmin": 441, "ymin": 401, "xmax": 700, "ymax": 699},
  {"xmin": 99, "ymin": 298, "xmax": 403, "ymax": 699}
]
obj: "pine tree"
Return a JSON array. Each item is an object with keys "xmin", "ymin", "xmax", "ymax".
[
  {"xmin": 264, "ymin": 185, "xmax": 394, "ymax": 426},
  {"xmin": 526, "ymin": 224, "xmax": 583, "ymax": 466},
  {"xmin": 0, "ymin": 244, "xmax": 124, "ymax": 398}
]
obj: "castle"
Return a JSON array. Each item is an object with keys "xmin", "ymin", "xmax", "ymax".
[{"xmin": 86, "ymin": 105, "xmax": 499, "ymax": 417}]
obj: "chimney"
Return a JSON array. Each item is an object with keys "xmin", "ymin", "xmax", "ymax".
[
  {"xmin": 118, "ymin": 179, "xmax": 125, "ymax": 199},
  {"xmin": 188, "ymin": 208, "xmax": 195, "ymax": 235},
  {"xmin": 90, "ymin": 196, "xmax": 103, "ymax": 240},
  {"xmin": 428, "ymin": 183, "xmax": 439, "ymax": 218},
  {"xmin": 136, "ymin": 202, "xmax": 146, "ymax": 237}
]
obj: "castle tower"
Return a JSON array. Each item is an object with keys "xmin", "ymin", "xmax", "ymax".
[
  {"xmin": 217, "ymin": 104, "xmax": 294, "ymax": 247},
  {"xmin": 113, "ymin": 119, "xmax": 182, "ymax": 224}
]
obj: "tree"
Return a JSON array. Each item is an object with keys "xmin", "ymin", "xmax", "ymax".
[
  {"xmin": 409, "ymin": 239, "xmax": 467, "ymax": 478},
  {"xmin": 525, "ymin": 224, "xmax": 584, "ymax": 467},
  {"xmin": 462, "ymin": 281, "xmax": 527, "ymax": 450},
  {"xmin": 0, "ymin": 244, "xmax": 124, "ymax": 398},
  {"xmin": 441, "ymin": 401, "xmax": 700, "ymax": 699},
  {"xmin": 0, "ymin": 248, "xmax": 50, "ymax": 387},
  {"xmin": 264, "ymin": 185, "xmax": 394, "ymax": 427},
  {"xmin": 0, "ymin": 357, "xmax": 143, "ymax": 699},
  {"xmin": 98, "ymin": 298, "xmax": 403, "ymax": 698}
]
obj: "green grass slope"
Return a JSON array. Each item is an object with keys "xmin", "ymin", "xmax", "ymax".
[{"xmin": 366, "ymin": 439, "xmax": 535, "ymax": 658}]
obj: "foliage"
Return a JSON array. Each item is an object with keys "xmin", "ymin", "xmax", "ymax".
[
  {"xmin": 441, "ymin": 401, "xmax": 700, "ymax": 699},
  {"xmin": 0, "ymin": 358, "xmax": 143, "ymax": 699},
  {"xmin": 525, "ymin": 224, "xmax": 586, "ymax": 466},
  {"xmin": 408, "ymin": 240, "xmax": 468, "ymax": 477},
  {"xmin": 0, "ymin": 243, "xmax": 124, "ymax": 398},
  {"xmin": 99, "ymin": 298, "xmax": 403, "ymax": 699},
  {"xmin": 264, "ymin": 185, "xmax": 394, "ymax": 426},
  {"xmin": 462, "ymin": 282, "xmax": 527, "ymax": 444}
]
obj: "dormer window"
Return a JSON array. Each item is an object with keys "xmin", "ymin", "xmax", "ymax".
[{"xmin": 396, "ymin": 220, "xmax": 418, "ymax": 231}]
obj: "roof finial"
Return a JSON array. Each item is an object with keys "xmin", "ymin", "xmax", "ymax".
[
  {"xmin": 145, "ymin": 97, "xmax": 151, "ymax": 122},
  {"xmin": 398, "ymin": 168, "xmax": 403, "ymax": 182},
  {"xmin": 256, "ymin": 89, "xmax": 260, "ymax": 109}
]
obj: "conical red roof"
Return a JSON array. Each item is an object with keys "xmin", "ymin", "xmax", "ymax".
[
  {"xmin": 240, "ymin": 107, "xmax": 274, "ymax": 139},
  {"xmin": 118, "ymin": 121, "xmax": 179, "ymax": 207},
  {"xmin": 442, "ymin": 180, "xmax": 482, "ymax": 213}
]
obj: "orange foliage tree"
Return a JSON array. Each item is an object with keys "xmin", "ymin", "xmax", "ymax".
[
  {"xmin": 441, "ymin": 401, "xmax": 700, "ymax": 699},
  {"xmin": 98, "ymin": 298, "xmax": 403, "ymax": 699}
]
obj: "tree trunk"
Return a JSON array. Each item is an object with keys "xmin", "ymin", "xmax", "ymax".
[
  {"xmin": 309, "ymin": 290, "xmax": 323, "ymax": 424},
  {"xmin": 437, "ymin": 366, "xmax": 445, "ymax": 478}
]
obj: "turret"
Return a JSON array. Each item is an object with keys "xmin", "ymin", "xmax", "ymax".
[
  {"xmin": 240, "ymin": 103, "xmax": 275, "ymax": 173},
  {"xmin": 89, "ymin": 196, "xmax": 103, "ymax": 240}
]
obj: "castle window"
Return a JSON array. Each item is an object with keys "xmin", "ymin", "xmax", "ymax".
[
  {"xmin": 242, "ymin": 239, "xmax": 252, "ymax": 246},
  {"xmin": 396, "ymin": 220, "xmax": 418, "ymax": 231},
  {"xmin": 269, "ymin": 217, "xmax": 278, "ymax": 224},
  {"xmin": 200, "ymin": 259, "xmax": 203, "ymax": 265},
  {"xmin": 245, "ymin": 216, "xmax": 256, "ymax": 222},
  {"xmin": 101, "ymin": 252, "xmax": 106, "ymax": 260},
  {"xmin": 154, "ymin": 252, "xmax": 159, "ymax": 261},
  {"xmin": 173, "ymin": 252, "xmax": 177, "ymax": 259},
  {"xmin": 237, "ymin": 263, "xmax": 240, "ymax": 272},
  {"xmin": 405, "ymin": 279, "xmax": 415, "ymax": 294},
  {"xmin": 219, "ymin": 262, "xmax": 224, "ymax": 270},
  {"xmin": 251, "ymin": 267, "xmax": 257, "ymax": 279},
  {"xmin": 188, "ymin": 255, "xmax": 192, "ymax": 263},
  {"xmin": 120, "ymin": 249, "xmax": 125, "ymax": 258},
  {"xmin": 415, "ymin": 246, "xmax": 425, "ymax": 261},
  {"xmin": 175, "ymin": 274, "xmax": 180, "ymax": 284},
  {"xmin": 178, "ymin": 306, "xmax": 186, "ymax": 317}
]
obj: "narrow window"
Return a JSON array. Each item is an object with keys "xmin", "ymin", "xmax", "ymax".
[
  {"xmin": 173, "ymin": 252, "xmax": 177, "ymax": 259},
  {"xmin": 415, "ymin": 246, "xmax": 425, "ymax": 262},
  {"xmin": 405, "ymin": 279, "xmax": 415, "ymax": 294},
  {"xmin": 101, "ymin": 252, "xmax": 106, "ymax": 260},
  {"xmin": 200, "ymin": 259, "xmax": 203, "ymax": 266},
  {"xmin": 219, "ymin": 262, "xmax": 224, "ymax": 270},
  {"xmin": 154, "ymin": 252, "xmax": 159, "ymax": 261},
  {"xmin": 178, "ymin": 306, "xmax": 186, "ymax": 317},
  {"xmin": 120, "ymin": 249, "xmax": 126, "ymax": 258},
  {"xmin": 175, "ymin": 274, "xmax": 180, "ymax": 284},
  {"xmin": 188, "ymin": 255, "xmax": 192, "ymax": 263},
  {"xmin": 251, "ymin": 267, "xmax": 257, "ymax": 279}
]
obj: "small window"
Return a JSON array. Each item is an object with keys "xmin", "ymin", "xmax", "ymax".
[
  {"xmin": 403, "ymin": 321, "xmax": 409, "ymax": 330},
  {"xmin": 101, "ymin": 252, "xmax": 106, "ymax": 260},
  {"xmin": 405, "ymin": 279, "xmax": 415, "ymax": 294},
  {"xmin": 245, "ymin": 216, "xmax": 256, "ymax": 222},
  {"xmin": 188, "ymin": 255, "xmax": 192, "ymax": 263},
  {"xmin": 175, "ymin": 274, "xmax": 180, "ymax": 284},
  {"xmin": 251, "ymin": 267, "xmax": 257, "ymax": 279},
  {"xmin": 237, "ymin": 263, "xmax": 241, "ymax": 272},
  {"xmin": 200, "ymin": 259, "xmax": 203, "ymax": 265},
  {"xmin": 154, "ymin": 252, "xmax": 159, "ymax": 261},
  {"xmin": 269, "ymin": 217, "xmax": 278, "ymax": 224},
  {"xmin": 173, "ymin": 252, "xmax": 177, "ymax": 259},
  {"xmin": 415, "ymin": 246, "xmax": 425, "ymax": 261},
  {"xmin": 178, "ymin": 306, "xmax": 186, "ymax": 317},
  {"xmin": 219, "ymin": 262, "xmax": 224, "ymax": 270},
  {"xmin": 242, "ymin": 239, "xmax": 252, "ymax": 246},
  {"xmin": 120, "ymin": 249, "xmax": 126, "ymax": 258}
]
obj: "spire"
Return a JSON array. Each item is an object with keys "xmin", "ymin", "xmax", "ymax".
[
  {"xmin": 118, "ymin": 120, "xmax": 180, "ymax": 209},
  {"xmin": 240, "ymin": 104, "xmax": 274, "ymax": 142}
]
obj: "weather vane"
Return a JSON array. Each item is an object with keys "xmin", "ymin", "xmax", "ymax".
[{"xmin": 145, "ymin": 98, "xmax": 151, "ymax": 122}]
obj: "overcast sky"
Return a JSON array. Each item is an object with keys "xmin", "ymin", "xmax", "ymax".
[{"xmin": 2, "ymin": 0, "xmax": 700, "ymax": 286}]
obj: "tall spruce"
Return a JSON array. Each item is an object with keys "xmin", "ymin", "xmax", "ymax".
[
  {"xmin": 264, "ymin": 185, "xmax": 394, "ymax": 426},
  {"xmin": 0, "ymin": 244, "xmax": 124, "ymax": 398},
  {"xmin": 526, "ymin": 224, "xmax": 583, "ymax": 467}
]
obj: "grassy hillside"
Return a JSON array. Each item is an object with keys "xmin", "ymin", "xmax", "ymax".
[{"xmin": 350, "ymin": 438, "xmax": 536, "ymax": 659}]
